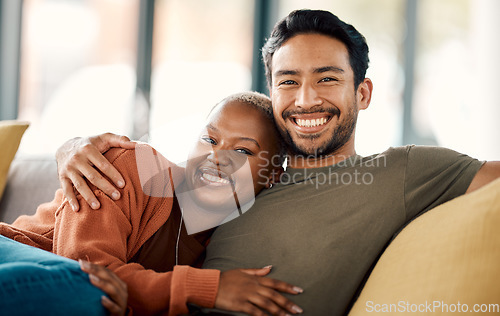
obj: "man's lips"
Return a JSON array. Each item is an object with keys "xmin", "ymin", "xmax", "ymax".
[{"xmin": 288, "ymin": 113, "xmax": 335, "ymax": 133}]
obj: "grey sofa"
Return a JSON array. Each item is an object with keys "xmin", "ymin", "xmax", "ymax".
[{"xmin": 0, "ymin": 155, "xmax": 60, "ymax": 224}]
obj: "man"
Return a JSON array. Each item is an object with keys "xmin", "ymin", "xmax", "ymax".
[{"xmin": 57, "ymin": 9, "xmax": 500, "ymax": 315}]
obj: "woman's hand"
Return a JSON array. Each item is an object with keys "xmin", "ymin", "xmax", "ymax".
[
  {"xmin": 79, "ymin": 260, "xmax": 128, "ymax": 316},
  {"xmin": 215, "ymin": 266, "xmax": 303, "ymax": 316},
  {"xmin": 56, "ymin": 133, "xmax": 135, "ymax": 211}
]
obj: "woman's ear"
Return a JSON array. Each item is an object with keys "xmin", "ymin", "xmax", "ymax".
[{"xmin": 267, "ymin": 166, "xmax": 284, "ymax": 188}]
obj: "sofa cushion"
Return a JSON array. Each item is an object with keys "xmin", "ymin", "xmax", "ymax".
[
  {"xmin": 0, "ymin": 121, "xmax": 29, "ymax": 200},
  {"xmin": 349, "ymin": 178, "xmax": 500, "ymax": 315},
  {"xmin": 0, "ymin": 155, "xmax": 60, "ymax": 224}
]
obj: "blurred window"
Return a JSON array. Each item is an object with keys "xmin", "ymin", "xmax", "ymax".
[
  {"xmin": 17, "ymin": 0, "xmax": 139, "ymax": 154},
  {"xmin": 413, "ymin": 0, "xmax": 500, "ymax": 160},
  {"xmin": 148, "ymin": 0, "xmax": 254, "ymax": 163},
  {"xmin": 13, "ymin": 0, "xmax": 499, "ymax": 160}
]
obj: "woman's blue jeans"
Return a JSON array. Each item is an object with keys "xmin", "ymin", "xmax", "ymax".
[{"xmin": 0, "ymin": 235, "xmax": 107, "ymax": 315}]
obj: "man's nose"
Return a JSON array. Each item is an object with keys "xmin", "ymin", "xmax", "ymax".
[{"xmin": 295, "ymin": 84, "xmax": 322, "ymax": 109}]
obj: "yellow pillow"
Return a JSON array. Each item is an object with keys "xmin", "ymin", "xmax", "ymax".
[
  {"xmin": 349, "ymin": 178, "xmax": 500, "ymax": 315},
  {"xmin": 0, "ymin": 121, "xmax": 29, "ymax": 200}
]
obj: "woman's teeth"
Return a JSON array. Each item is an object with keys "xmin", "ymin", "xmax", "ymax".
[{"xmin": 201, "ymin": 172, "xmax": 230, "ymax": 185}]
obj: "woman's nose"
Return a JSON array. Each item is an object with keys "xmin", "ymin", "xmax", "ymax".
[{"xmin": 207, "ymin": 150, "xmax": 231, "ymax": 166}]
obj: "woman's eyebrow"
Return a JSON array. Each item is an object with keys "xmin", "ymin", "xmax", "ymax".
[
  {"xmin": 207, "ymin": 123, "xmax": 260, "ymax": 148},
  {"xmin": 206, "ymin": 124, "xmax": 218, "ymax": 132},
  {"xmin": 238, "ymin": 137, "xmax": 261, "ymax": 149}
]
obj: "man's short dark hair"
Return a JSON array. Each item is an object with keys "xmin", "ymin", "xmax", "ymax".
[{"xmin": 262, "ymin": 9, "xmax": 369, "ymax": 91}]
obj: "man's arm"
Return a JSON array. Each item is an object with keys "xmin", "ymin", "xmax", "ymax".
[
  {"xmin": 466, "ymin": 161, "xmax": 500, "ymax": 194},
  {"xmin": 56, "ymin": 133, "xmax": 135, "ymax": 211}
]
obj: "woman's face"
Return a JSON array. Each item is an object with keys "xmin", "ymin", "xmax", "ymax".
[{"xmin": 184, "ymin": 100, "xmax": 281, "ymax": 212}]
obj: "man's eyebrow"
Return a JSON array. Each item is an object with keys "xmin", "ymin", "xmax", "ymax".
[
  {"xmin": 274, "ymin": 69, "xmax": 298, "ymax": 77},
  {"xmin": 274, "ymin": 66, "xmax": 345, "ymax": 77},
  {"xmin": 314, "ymin": 66, "xmax": 345, "ymax": 74}
]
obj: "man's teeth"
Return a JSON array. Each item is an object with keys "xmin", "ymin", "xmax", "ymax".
[
  {"xmin": 295, "ymin": 117, "xmax": 328, "ymax": 127},
  {"xmin": 202, "ymin": 172, "xmax": 230, "ymax": 184}
]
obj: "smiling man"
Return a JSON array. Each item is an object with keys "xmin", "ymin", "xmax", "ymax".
[
  {"xmin": 201, "ymin": 10, "xmax": 500, "ymax": 315},
  {"xmin": 269, "ymin": 33, "xmax": 371, "ymax": 167},
  {"xmin": 55, "ymin": 9, "xmax": 500, "ymax": 315}
]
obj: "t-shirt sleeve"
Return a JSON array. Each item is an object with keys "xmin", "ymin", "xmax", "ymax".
[{"xmin": 404, "ymin": 145, "xmax": 484, "ymax": 220}]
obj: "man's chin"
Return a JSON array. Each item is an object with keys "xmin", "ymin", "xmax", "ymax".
[{"xmin": 287, "ymin": 138, "xmax": 332, "ymax": 157}]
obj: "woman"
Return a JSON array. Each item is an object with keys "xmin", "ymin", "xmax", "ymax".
[{"xmin": 0, "ymin": 92, "xmax": 303, "ymax": 315}]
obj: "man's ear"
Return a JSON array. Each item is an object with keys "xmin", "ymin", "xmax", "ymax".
[{"xmin": 357, "ymin": 78, "xmax": 373, "ymax": 111}]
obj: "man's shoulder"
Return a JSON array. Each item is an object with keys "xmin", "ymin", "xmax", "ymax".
[
  {"xmin": 367, "ymin": 145, "xmax": 471, "ymax": 162},
  {"xmin": 358, "ymin": 146, "xmax": 412, "ymax": 166}
]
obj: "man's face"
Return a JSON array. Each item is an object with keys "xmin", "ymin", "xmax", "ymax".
[{"xmin": 270, "ymin": 33, "xmax": 360, "ymax": 157}]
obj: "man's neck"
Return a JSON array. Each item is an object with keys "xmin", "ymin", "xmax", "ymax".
[{"xmin": 287, "ymin": 145, "xmax": 357, "ymax": 169}]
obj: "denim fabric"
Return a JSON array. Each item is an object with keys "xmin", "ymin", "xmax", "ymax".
[{"xmin": 0, "ymin": 235, "xmax": 107, "ymax": 315}]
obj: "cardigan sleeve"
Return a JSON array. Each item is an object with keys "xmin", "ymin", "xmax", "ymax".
[
  {"xmin": 50, "ymin": 147, "xmax": 220, "ymax": 315},
  {"xmin": 0, "ymin": 189, "xmax": 65, "ymax": 252}
]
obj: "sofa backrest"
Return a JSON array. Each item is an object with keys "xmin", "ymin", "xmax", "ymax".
[{"xmin": 0, "ymin": 155, "xmax": 60, "ymax": 224}]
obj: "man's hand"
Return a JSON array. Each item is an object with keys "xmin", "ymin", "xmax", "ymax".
[
  {"xmin": 56, "ymin": 133, "xmax": 136, "ymax": 211},
  {"xmin": 215, "ymin": 267, "xmax": 303, "ymax": 316},
  {"xmin": 79, "ymin": 260, "xmax": 128, "ymax": 316}
]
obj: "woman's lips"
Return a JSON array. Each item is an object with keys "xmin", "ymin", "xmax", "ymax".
[{"xmin": 197, "ymin": 166, "xmax": 233, "ymax": 187}]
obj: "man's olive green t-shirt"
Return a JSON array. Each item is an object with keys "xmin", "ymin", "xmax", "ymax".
[{"xmin": 203, "ymin": 146, "xmax": 483, "ymax": 315}]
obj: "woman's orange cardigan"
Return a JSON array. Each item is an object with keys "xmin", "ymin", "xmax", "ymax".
[{"xmin": 0, "ymin": 146, "xmax": 220, "ymax": 315}]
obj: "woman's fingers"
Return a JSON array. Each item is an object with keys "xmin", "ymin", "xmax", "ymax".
[
  {"xmin": 101, "ymin": 295, "xmax": 124, "ymax": 316},
  {"xmin": 254, "ymin": 286, "xmax": 303, "ymax": 315},
  {"xmin": 215, "ymin": 269, "xmax": 303, "ymax": 316},
  {"xmin": 79, "ymin": 260, "xmax": 128, "ymax": 315},
  {"xmin": 258, "ymin": 274, "xmax": 304, "ymax": 295}
]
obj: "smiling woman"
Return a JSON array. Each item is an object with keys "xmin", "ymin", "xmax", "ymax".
[
  {"xmin": 2, "ymin": 91, "xmax": 303, "ymax": 316},
  {"xmin": 181, "ymin": 98, "xmax": 282, "ymax": 221}
]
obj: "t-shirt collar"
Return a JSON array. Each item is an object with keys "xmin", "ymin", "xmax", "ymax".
[{"xmin": 281, "ymin": 154, "xmax": 362, "ymax": 184}]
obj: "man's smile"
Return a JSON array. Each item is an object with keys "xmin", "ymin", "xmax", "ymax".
[
  {"xmin": 289, "ymin": 112, "xmax": 334, "ymax": 133},
  {"xmin": 284, "ymin": 107, "xmax": 340, "ymax": 135}
]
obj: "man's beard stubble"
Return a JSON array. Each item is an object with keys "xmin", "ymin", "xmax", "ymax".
[{"xmin": 279, "ymin": 102, "xmax": 358, "ymax": 157}]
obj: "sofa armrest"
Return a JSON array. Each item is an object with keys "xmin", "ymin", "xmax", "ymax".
[
  {"xmin": 348, "ymin": 178, "xmax": 500, "ymax": 315},
  {"xmin": 0, "ymin": 155, "xmax": 60, "ymax": 224}
]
